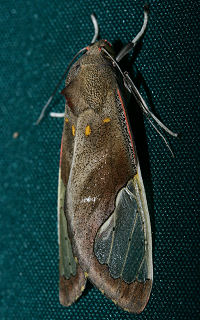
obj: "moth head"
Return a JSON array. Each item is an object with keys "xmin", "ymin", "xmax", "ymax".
[{"xmin": 88, "ymin": 40, "xmax": 116, "ymax": 59}]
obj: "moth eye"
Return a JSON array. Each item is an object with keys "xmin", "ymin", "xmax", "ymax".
[
  {"xmin": 72, "ymin": 125, "xmax": 75, "ymax": 136},
  {"xmin": 104, "ymin": 39, "xmax": 112, "ymax": 47}
]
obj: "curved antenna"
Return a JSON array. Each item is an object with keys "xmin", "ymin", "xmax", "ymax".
[
  {"xmin": 116, "ymin": 4, "xmax": 149, "ymax": 62},
  {"xmin": 35, "ymin": 47, "xmax": 87, "ymax": 125},
  {"xmin": 91, "ymin": 13, "xmax": 99, "ymax": 44}
]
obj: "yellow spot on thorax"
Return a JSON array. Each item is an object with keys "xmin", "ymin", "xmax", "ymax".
[
  {"xmin": 65, "ymin": 117, "xmax": 69, "ymax": 123},
  {"xmin": 72, "ymin": 125, "xmax": 75, "ymax": 136},
  {"xmin": 103, "ymin": 118, "xmax": 111, "ymax": 123},
  {"xmin": 84, "ymin": 272, "xmax": 88, "ymax": 278},
  {"xmin": 81, "ymin": 285, "xmax": 85, "ymax": 292},
  {"xmin": 85, "ymin": 125, "xmax": 91, "ymax": 136},
  {"xmin": 74, "ymin": 257, "xmax": 78, "ymax": 264}
]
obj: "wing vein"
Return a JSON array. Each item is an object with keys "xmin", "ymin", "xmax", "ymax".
[
  {"xmin": 136, "ymin": 254, "xmax": 145, "ymax": 279},
  {"xmin": 120, "ymin": 210, "xmax": 139, "ymax": 277},
  {"xmin": 106, "ymin": 207, "xmax": 117, "ymax": 264}
]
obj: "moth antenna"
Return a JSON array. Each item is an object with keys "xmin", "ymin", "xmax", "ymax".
[
  {"xmin": 91, "ymin": 13, "xmax": 99, "ymax": 44},
  {"xmin": 35, "ymin": 47, "xmax": 87, "ymax": 125},
  {"xmin": 147, "ymin": 117, "xmax": 175, "ymax": 157},
  {"xmin": 116, "ymin": 4, "xmax": 149, "ymax": 62},
  {"xmin": 50, "ymin": 112, "xmax": 65, "ymax": 118}
]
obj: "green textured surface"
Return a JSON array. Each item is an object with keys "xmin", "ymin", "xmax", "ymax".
[{"xmin": 1, "ymin": 1, "xmax": 199, "ymax": 319}]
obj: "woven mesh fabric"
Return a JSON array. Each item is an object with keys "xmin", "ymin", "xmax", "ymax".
[{"xmin": 1, "ymin": 1, "xmax": 199, "ymax": 319}]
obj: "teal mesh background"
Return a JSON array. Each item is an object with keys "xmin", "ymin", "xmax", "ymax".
[{"xmin": 1, "ymin": 1, "xmax": 199, "ymax": 319}]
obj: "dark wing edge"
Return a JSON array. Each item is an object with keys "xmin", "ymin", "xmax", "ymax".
[{"xmin": 58, "ymin": 162, "xmax": 86, "ymax": 306}]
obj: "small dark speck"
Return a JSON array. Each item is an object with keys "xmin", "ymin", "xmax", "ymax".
[
  {"xmin": 65, "ymin": 237, "xmax": 67, "ymax": 240},
  {"xmin": 112, "ymin": 227, "xmax": 115, "ymax": 231},
  {"xmin": 69, "ymin": 262, "xmax": 71, "ymax": 266}
]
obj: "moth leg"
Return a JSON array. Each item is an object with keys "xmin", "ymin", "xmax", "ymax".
[
  {"xmin": 90, "ymin": 13, "xmax": 99, "ymax": 44},
  {"xmin": 116, "ymin": 4, "xmax": 149, "ymax": 62},
  {"xmin": 50, "ymin": 112, "xmax": 65, "ymax": 118},
  {"xmin": 35, "ymin": 47, "xmax": 87, "ymax": 124}
]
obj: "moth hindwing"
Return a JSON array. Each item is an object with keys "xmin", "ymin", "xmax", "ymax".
[{"xmin": 58, "ymin": 40, "xmax": 153, "ymax": 314}]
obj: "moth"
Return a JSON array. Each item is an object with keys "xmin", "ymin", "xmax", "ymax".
[{"xmin": 37, "ymin": 5, "xmax": 177, "ymax": 314}]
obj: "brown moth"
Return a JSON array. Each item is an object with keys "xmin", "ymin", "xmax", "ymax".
[
  {"xmin": 36, "ymin": 4, "xmax": 177, "ymax": 314},
  {"xmin": 58, "ymin": 7, "xmax": 153, "ymax": 314}
]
